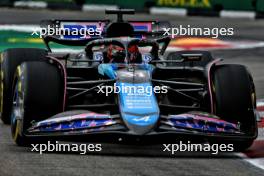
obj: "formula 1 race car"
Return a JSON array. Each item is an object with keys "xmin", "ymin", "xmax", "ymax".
[{"xmin": 0, "ymin": 9, "xmax": 258, "ymax": 151}]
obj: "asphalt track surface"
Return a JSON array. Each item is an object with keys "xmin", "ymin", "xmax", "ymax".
[{"xmin": 0, "ymin": 8, "xmax": 264, "ymax": 176}]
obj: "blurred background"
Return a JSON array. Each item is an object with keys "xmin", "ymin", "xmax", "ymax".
[{"xmin": 0, "ymin": 0, "xmax": 264, "ymax": 14}]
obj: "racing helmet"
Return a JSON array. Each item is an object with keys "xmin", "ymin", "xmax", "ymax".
[
  {"xmin": 128, "ymin": 45, "xmax": 141, "ymax": 63},
  {"xmin": 106, "ymin": 44, "xmax": 141, "ymax": 63},
  {"xmin": 107, "ymin": 45, "xmax": 126, "ymax": 63}
]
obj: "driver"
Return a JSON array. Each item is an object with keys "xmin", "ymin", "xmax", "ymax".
[
  {"xmin": 106, "ymin": 44, "xmax": 142, "ymax": 63},
  {"xmin": 128, "ymin": 45, "xmax": 141, "ymax": 63},
  {"xmin": 106, "ymin": 45, "xmax": 125, "ymax": 63}
]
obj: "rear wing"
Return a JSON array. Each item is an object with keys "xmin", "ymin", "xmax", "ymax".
[
  {"xmin": 40, "ymin": 19, "xmax": 171, "ymax": 54},
  {"xmin": 40, "ymin": 19, "xmax": 170, "ymax": 39}
]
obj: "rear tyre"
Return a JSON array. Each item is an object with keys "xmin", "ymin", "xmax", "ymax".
[
  {"xmin": 212, "ymin": 64, "xmax": 257, "ymax": 151},
  {"xmin": 0, "ymin": 48, "xmax": 47, "ymax": 124},
  {"xmin": 11, "ymin": 61, "xmax": 63, "ymax": 146}
]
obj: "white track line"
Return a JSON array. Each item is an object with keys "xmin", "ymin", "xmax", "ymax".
[
  {"xmin": 0, "ymin": 25, "xmax": 38, "ymax": 32},
  {"xmin": 235, "ymin": 128, "xmax": 264, "ymax": 170},
  {"xmin": 220, "ymin": 10, "xmax": 256, "ymax": 19},
  {"xmin": 150, "ymin": 7, "xmax": 187, "ymax": 16},
  {"xmin": 258, "ymin": 128, "xmax": 264, "ymax": 140},
  {"xmin": 14, "ymin": 1, "xmax": 47, "ymax": 8},
  {"xmin": 82, "ymin": 4, "xmax": 118, "ymax": 12},
  {"xmin": 257, "ymin": 100, "xmax": 264, "ymax": 108},
  {"xmin": 237, "ymin": 153, "xmax": 264, "ymax": 170}
]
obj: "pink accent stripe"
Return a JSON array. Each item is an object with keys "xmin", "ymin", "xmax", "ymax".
[
  {"xmin": 172, "ymin": 113, "xmax": 237, "ymax": 127},
  {"xmin": 207, "ymin": 59, "xmax": 222, "ymax": 113},
  {"xmin": 46, "ymin": 56, "xmax": 67, "ymax": 111},
  {"xmin": 181, "ymin": 114, "xmax": 228, "ymax": 123}
]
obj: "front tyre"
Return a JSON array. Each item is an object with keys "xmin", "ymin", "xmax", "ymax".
[
  {"xmin": 11, "ymin": 61, "xmax": 63, "ymax": 146},
  {"xmin": 212, "ymin": 64, "xmax": 257, "ymax": 151},
  {"xmin": 0, "ymin": 48, "xmax": 47, "ymax": 124}
]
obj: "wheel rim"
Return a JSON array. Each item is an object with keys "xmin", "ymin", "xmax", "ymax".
[
  {"xmin": 11, "ymin": 80, "xmax": 24, "ymax": 140},
  {"xmin": 0, "ymin": 53, "xmax": 4, "ymax": 116}
]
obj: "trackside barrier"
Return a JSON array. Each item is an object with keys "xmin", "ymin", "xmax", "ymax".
[
  {"xmin": 2, "ymin": 0, "xmax": 264, "ymax": 18},
  {"xmin": 257, "ymin": 0, "xmax": 264, "ymax": 12},
  {"xmin": 0, "ymin": 0, "xmax": 12, "ymax": 6},
  {"xmin": 84, "ymin": 0, "xmax": 257, "ymax": 11}
]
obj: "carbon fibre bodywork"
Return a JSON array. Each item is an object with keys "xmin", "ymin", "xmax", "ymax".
[
  {"xmin": 8, "ymin": 10, "xmax": 258, "ymax": 147},
  {"xmin": 22, "ymin": 61, "xmax": 257, "ymax": 143}
]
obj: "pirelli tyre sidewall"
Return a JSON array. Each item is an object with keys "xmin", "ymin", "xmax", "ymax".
[
  {"xmin": 0, "ymin": 48, "xmax": 47, "ymax": 124},
  {"xmin": 11, "ymin": 61, "xmax": 64, "ymax": 146}
]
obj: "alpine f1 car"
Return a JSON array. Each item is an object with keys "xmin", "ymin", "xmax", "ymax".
[{"xmin": 0, "ymin": 9, "xmax": 258, "ymax": 151}]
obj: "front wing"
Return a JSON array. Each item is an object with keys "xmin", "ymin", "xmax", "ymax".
[{"xmin": 23, "ymin": 111, "xmax": 257, "ymax": 143}]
